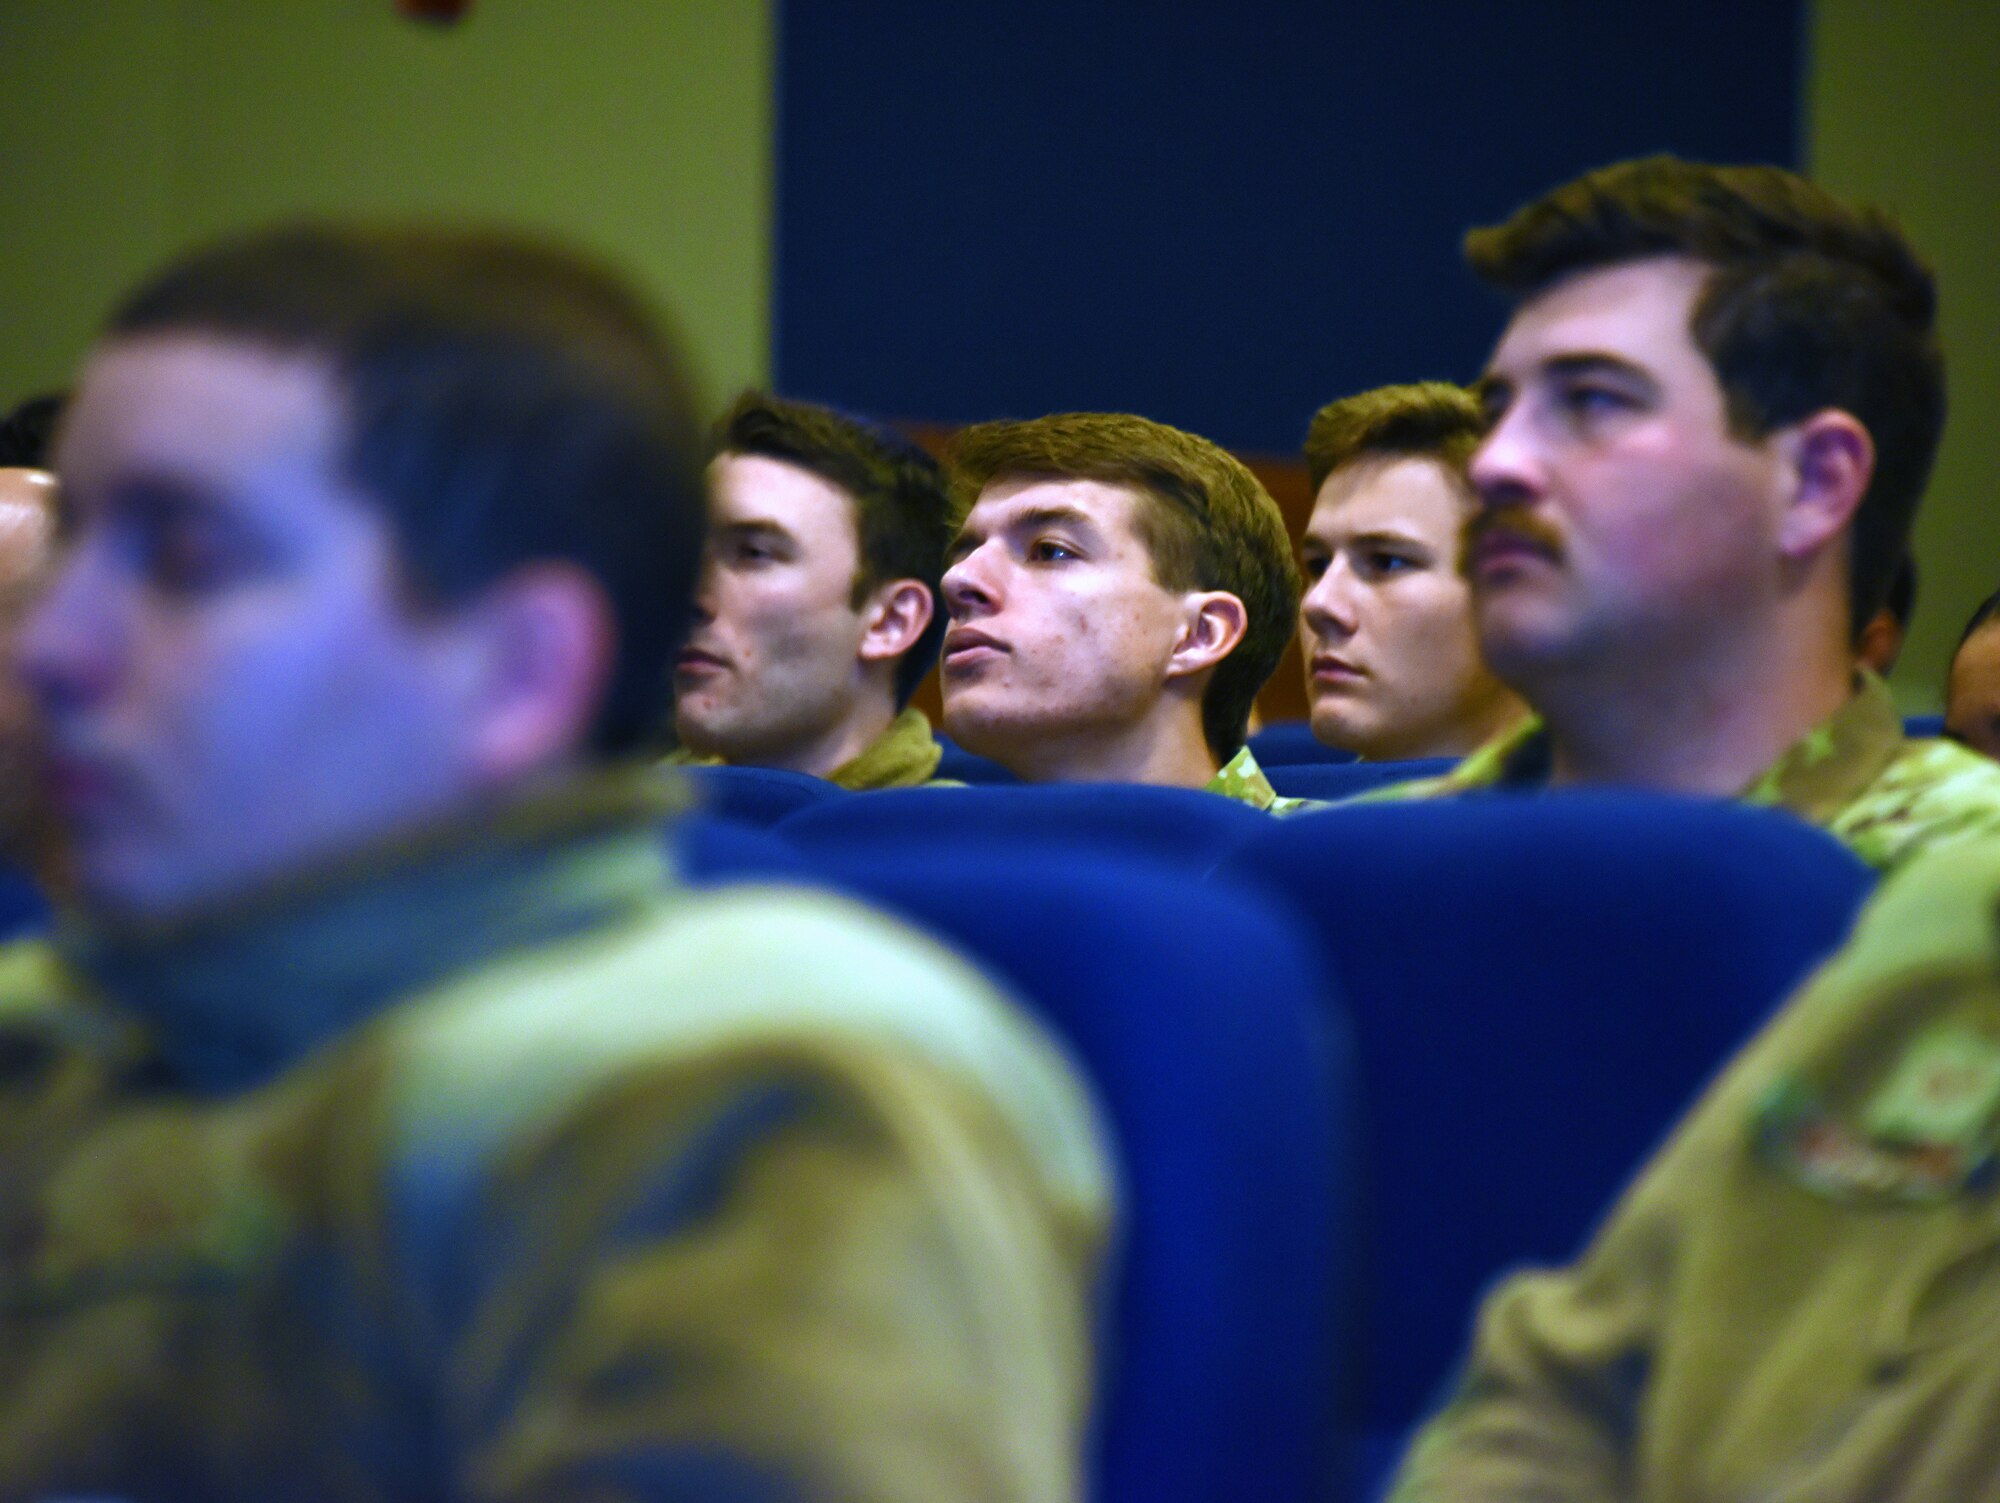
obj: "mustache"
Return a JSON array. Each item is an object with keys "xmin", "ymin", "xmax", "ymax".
[{"xmin": 1462, "ymin": 511, "xmax": 1564, "ymax": 572}]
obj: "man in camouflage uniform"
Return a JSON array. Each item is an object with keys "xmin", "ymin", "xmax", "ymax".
[
  {"xmin": 669, "ymin": 392, "xmax": 957, "ymax": 790},
  {"xmin": 937, "ymin": 413, "xmax": 1308, "ymax": 811},
  {"xmin": 1389, "ymin": 816, "xmax": 2000, "ymax": 1500},
  {"xmin": 0, "ymin": 225, "xmax": 1110, "ymax": 1502},
  {"xmin": 1375, "ymin": 156, "xmax": 2000, "ymax": 871}
]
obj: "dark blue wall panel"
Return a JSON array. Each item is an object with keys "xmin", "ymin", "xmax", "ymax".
[{"xmin": 776, "ymin": 2, "xmax": 1803, "ymax": 453}]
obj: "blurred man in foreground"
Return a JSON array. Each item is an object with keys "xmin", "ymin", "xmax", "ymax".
[
  {"xmin": 939, "ymin": 412, "xmax": 1305, "ymax": 809},
  {"xmin": 0, "ymin": 224, "xmax": 1108, "ymax": 1501},
  {"xmin": 671, "ymin": 391, "xmax": 954, "ymax": 787},
  {"xmin": 1383, "ymin": 156, "xmax": 2000, "ymax": 873},
  {"xmin": 1297, "ymin": 382, "xmax": 1525, "ymax": 761}
]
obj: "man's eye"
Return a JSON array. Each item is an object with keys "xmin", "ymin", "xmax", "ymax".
[
  {"xmin": 1358, "ymin": 551, "xmax": 1418, "ymax": 581},
  {"xmin": 1027, "ymin": 538, "xmax": 1078, "ymax": 563},
  {"xmin": 141, "ymin": 523, "xmax": 255, "ymax": 596},
  {"xmin": 1559, "ymin": 384, "xmax": 1633, "ymax": 421},
  {"xmin": 1300, "ymin": 554, "xmax": 1328, "ymax": 582}
]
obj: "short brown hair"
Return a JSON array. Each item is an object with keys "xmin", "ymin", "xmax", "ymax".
[
  {"xmin": 950, "ymin": 412, "xmax": 1300, "ymax": 759},
  {"xmin": 1303, "ymin": 381, "xmax": 1484, "ymax": 493},
  {"xmin": 716, "ymin": 392, "xmax": 951, "ymax": 706},
  {"xmin": 1465, "ymin": 155, "xmax": 1945, "ymax": 634}
]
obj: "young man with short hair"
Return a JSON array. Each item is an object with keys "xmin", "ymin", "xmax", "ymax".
[
  {"xmin": 671, "ymin": 391, "xmax": 954, "ymax": 787},
  {"xmin": 1298, "ymin": 381, "xmax": 1525, "ymax": 761},
  {"xmin": 0, "ymin": 224, "xmax": 1108, "ymax": 1501},
  {"xmin": 939, "ymin": 412, "xmax": 1303, "ymax": 809},
  {"xmin": 1386, "ymin": 155, "xmax": 2000, "ymax": 873}
]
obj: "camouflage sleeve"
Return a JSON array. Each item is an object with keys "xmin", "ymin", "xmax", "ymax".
[
  {"xmin": 1385, "ymin": 1251, "xmax": 1655, "ymax": 1502},
  {"xmin": 427, "ymin": 1041, "xmax": 1101, "ymax": 1503}
]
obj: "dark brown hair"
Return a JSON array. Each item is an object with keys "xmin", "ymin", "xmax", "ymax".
[
  {"xmin": 105, "ymin": 223, "xmax": 707, "ymax": 754},
  {"xmin": 950, "ymin": 412, "xmax": 1300, "ymax": 760},
  {"xmin": 1466, "ymin": 155, "xmax": 1945, "ymax": 633},
  {"xmin": 1303, "ymin": 381, "xmax": 1484, "ymax": 493},
  {"xmin": 717, "ymin": 392, "xmax": 952, "ymax": 706}
]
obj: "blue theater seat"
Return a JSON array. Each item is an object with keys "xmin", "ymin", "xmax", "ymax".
[
  {"xmin": 932, "ymin": 732, "xmax": 1019, "ymax": 784},
  {"xmin": 1264, "ymin": 757, "xmax": 1457, "ymax": 803},
  {"xmin": 1215, "ymin": 793, "xmax": 1874, "ymax": 1495},
  {"xmin": 1904, "ymin": 712, "xmax": 1947, "ymax": 739},
  {"xmin": 1249, "ymin": 719, "xmax": 1359, "ymax": 768},
  {"xmin": 678, "ymin": 763, "xmax": 842, "ymax": 827},
  {"xmin": 777, "ymin": 781, "xmax": 1270, "ymax": 873},
  {"xmin": 669, "ymin": 812, "xmax": 811, "ymax": 884},
  {"xmin": 812, "ymin": 845, "xmax": 1355, "ymax": 1503}
]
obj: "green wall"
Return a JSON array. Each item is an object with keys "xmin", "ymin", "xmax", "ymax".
[
  {"xmin": 0, "ymin": 0, "xmax": 770, "ymax": 414},
  {"xmin": 1809, "ymin": 0, "xmax": 2000, "ymax": 709}
]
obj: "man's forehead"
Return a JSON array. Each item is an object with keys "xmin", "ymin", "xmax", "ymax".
[
  {"xmin": 963, "ymin": 473, "xmax": 1143, "ymax": 532},
  {"xmin": 1310, "ymin": 454, "xmax": 1466, "ymax": 537},
  {"xmin": 60, "ymin": 334, "xmax": 345, "ymax": 493},
  {"xmin": 1488, "ymin": 255, "xmax": 1712, "ymax": 374},
  {"xmin": 707, "ymin": 451, "xmax": 855, "ymax": 531}
]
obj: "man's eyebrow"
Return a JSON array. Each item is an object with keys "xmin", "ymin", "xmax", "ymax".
[
  {"xmin": 1540, "ymin": 351, "xmax": 1657, "ymax": 388},
  {"xmin": 1343, "ymin": 528, "xmax": 1433, "ymax": 551},
  {"xmin": 715, "ymin": 517, "xmax": 795, "ymax": 542},
  {"xmin": 1010, "ymin": 504, "xmax": 1101, "ymax": 536}
]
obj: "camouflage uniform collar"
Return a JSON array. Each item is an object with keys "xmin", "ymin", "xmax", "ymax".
[
  {"xmin": 1739, "ymin": 672, "xmax": 1906, "ymax": 824},
  {"xmin": 58, "ymin": 767, "xmax": 681, "ymax": 1097},
  {"xmin": 1206, "ymin": 745, "xmax": 1314, "ymax": 813},
  {"xmin": 828, "ymin": 708, "xmax": 945, "ymax": 791},
  {"xmin": 661, "ymin": 708, "xmax": 944, "ymax": 791},
  {"xmin": 1428, "ymin": 675, "xmax": 1903, "ymax": 816},
  {"xmin": 1422, "ymin": 715, "xmax": 1554, "ymax": 794}
]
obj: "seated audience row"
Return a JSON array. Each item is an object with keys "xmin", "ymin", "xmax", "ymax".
[{"xmin": 4, "ymin": 146, "xmax": 2000, "ymax": 1503}]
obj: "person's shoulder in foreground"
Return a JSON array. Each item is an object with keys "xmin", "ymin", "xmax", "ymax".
[
  {"xmin": 1389, "ymin": 831, "xmax": 2000, "ymax": 1501},
  {"xmin": 0, "ymin": 220, "xmax": 1108, "ymax": 1502}
]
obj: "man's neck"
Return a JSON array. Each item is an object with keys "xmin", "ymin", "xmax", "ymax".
[
  {"xmin": 741, "ymin": 699, "xmax": 899, "ymax": 781},
  {"xmin": 1005, "ymin": 710, "xmax": 1220, "ymax": 788},
  {"xmin": 1535, "ymin": 629, "xmax": 1856, "ymax": 797}
]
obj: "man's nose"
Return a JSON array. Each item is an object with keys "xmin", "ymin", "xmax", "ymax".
[
  {"xmin": 941, "ymin": 545, "xmax": 1000, "ymax": 618},
  {"xmin": 1300, "ymin": 558, "xmax": 1360, "ymax": 638},
  {"xmin": 1467, "ymin": 405, "xmax": 1543, "ymax": 513},
  {"xmin": 15, "ymin": 549, "xmax": 118, "ymax": 717}
]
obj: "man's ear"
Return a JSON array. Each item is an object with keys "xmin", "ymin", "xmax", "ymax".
[
  {"xmin": 1777, "ymin": 409, "xmax": 1874, "ymax": 561},
  {"xmin": 1165, "ymin": 591, "xmax": 1249, "ymax": 683},
  {"xmin": 454, "ymin": 562, "xmax": 616, "ymax": 784},
  {"xmin": 856, "ymin": 579, "xmax": 935, "ymax": 666}
]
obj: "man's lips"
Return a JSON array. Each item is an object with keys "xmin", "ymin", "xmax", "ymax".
[
  {"xmin": 41, "ymin": 752, "xmax": 123, "ymax": 818},
  {"xmin": 673, "ymin": 647, "xmax": 729, "ymax": 678},
  {"xmin": 1309, "ymin": 654, "xmax": 1366, "ymax": 686},
  {"xmin": 941, "ymin": 628, "xmax": 1007, "ymax": 671}
]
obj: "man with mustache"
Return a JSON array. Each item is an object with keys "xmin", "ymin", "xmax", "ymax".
[
  {"xmin": 0, "ymin": 225, "xmax": 1109, "ymax": 1501},
  {"xmin": 1380, "ymin": 155, "xmax": 2000, "ymax": 874},
  {"xmin": 1297, "ymin": 382, "xmax": 1526, "ymax": 761},
  {"xmin": 670, "ymin": 391, "xmax": 955, "ymax": 788},
  {"xmin": 937, "ymin": 412, "xmax": 1305, "ymax": 808},
  {"xmin": 1386, "ymin": 156, "xmax": 2000, "ymax": 1503}
]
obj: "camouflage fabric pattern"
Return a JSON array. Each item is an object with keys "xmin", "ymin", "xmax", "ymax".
[
  {"xmin": 1370, "ymin": 673, "xmax": 2000, "ymax": 872},
  {"xmin": 665, "ymin": 706, "xmax": 946, "ymax": 790},
  {"xmin": 0, "ymin": 777, "xmax": 1110, "ymax": 1502},
  {"xmin": 1391, "ymin": 836, "xmax": 2000, "ymax": 1502},
  {"xmin": 1206, "ymin": 745, "xmax": 1317, "ymax": 814}
]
